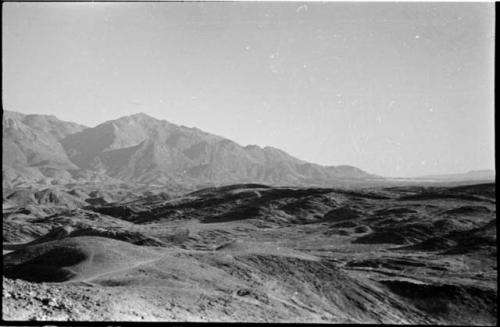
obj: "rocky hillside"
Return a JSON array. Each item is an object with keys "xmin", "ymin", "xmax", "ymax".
[
  {"xmin": 3, "ymin": 183, "xmax": 496, "ymax": 323},
  {"xmin": 3, "ymin": 111, "xmax": 87, "ymax": 187}
]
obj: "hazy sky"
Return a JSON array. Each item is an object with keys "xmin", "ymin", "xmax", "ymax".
[{"xmin": 2, "ymin": 2, "xmax": 495, "ymax": 177}]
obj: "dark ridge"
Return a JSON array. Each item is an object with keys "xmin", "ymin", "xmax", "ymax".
[
  {"xmin": 439, "ymin": 206, "xmax": 491, "ymax": 216},
  {"xmin": 396, "ymin": 219, "xmax": 496, "ymax": 254},
  {"xmin": 335, "ymin": 190, "xmax": 391, "ymax": 200},
  {"xmin": 189, "ymin": 183, "xmax": 271, "ymax": 195},
  {"xmin": 373, "ymin": 207, "xmax": 418, "ymax": 216},
  {"xmin": 380, "ymin": 280, "xmax": 497, "ymax": 323},
  {"xmin": 87, "ymin": 187, "xmax": 336, "ymax": 224},
  {"xmin": 396, "ymin": 237, "xmax": 458, "ymax": 252},
  {"xmin": 323, "ymin": 207, "xmax": 361, "ymax": 222},
  {"xmin": 354, "ymin": 225, "xmax": 370, "ymax": 233},
  {"xmin": 332, "ymin": 221, "xmax": 358, "ymax": 228},
  {"xmin": 447, "ymin": 183, "xmax": 495, "ymax": 197},
  {"xmin": 397, "ymin": 193, "xmax": 490, "ymax": 202},
  {"xmin": 202, "ymin": 205, "xmax": 262, "ymax": 223},
  {"xmin": 87, "ymin": 205, "xmax": 139, "ymax": 220},
  {"xmin": 353, "ymin": 230, "xmax": 410, "ymax": 245}
]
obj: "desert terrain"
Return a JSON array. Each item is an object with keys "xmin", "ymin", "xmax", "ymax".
[
  {"xmin": 3, "ymin": 2, "xmax": 495, "ymax": 323},
  {"xmin": 2, "ymin": 182, "xmax": 496, "ymax": 324}
]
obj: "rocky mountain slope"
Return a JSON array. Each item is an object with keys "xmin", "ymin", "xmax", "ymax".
[
  {"xmin": 3, "ymin": 111, "xmax": 87, "ymax": 187},
  {"xmin": 3, "ymin": 111, "xmax": 375, "ymax": 188}
]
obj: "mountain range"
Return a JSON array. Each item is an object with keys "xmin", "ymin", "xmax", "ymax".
[
  {"xmin": 3, "ymin": 111, "xmax": 376, "ymax": 189},
  {"xmin": 415, "ymin": 170, "xmax": 496, "ymax": 182}
]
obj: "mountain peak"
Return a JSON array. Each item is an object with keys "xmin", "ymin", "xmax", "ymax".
[
  {"xmin": 129, "ymin": 112, "xmax": 155, "ymax": 119},
  {"xmin": 5, "ymin": 110, "xmax": 375, "ymax": 188},
  {"xmin": 112, "ymin": 112, "xmax": 158, "ymax": 123},
  {"xmin": 110, "ymin": 113, "xmax": 176, "ymax": 128}
]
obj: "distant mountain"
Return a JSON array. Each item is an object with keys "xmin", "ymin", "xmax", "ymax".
[
  {"xmin": 3, "ymin": 111, "xmax": 83, "ymax": 187},
  {"xmin": 415, "ymin": 170, "xmax": 495, "ymax": 182},
  {"xmin": 61, "ymin": 113, "xmax": 375, "ymax": 187},
  {"xmin": 19, "ymin": 112, "xmax": 87, "ymax": 141},
  {"xmin": 3, "ymin": 111, "xmax": 376, "ymax": 188},
  {"xmin": 2, "ymin": 111, "xmax": 115, "ymax": 188}
]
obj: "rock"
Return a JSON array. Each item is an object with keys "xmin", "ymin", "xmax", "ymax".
[
  {"xmin": 236, "ymin": 289, "xmax": 251, "ymax": 297},
  {"xmin": 40, "ymin": 298, "xmax": 58, "ymax": 307}
]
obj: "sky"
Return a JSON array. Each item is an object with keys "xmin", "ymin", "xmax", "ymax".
[{"xmin": 2, "ymin": 2, "xmax": 495, "ymax": 178}]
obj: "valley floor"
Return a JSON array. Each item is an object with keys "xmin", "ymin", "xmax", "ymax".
[{"xmin": 2, "ymin": 183, "xmax": 497, "ymax": 324}]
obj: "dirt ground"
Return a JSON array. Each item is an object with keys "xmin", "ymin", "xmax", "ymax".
[{"xmin": 2, "ymin": 183, "xmax": 497, "ymax": 324}]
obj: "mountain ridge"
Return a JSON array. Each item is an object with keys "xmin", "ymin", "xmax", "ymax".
[
  {"xmin": 414, "ymin": 169, "xmax": 495, "ymax": 181},
  {"xmin": 3, "ymin": 110, "xmax": 378, "ymax": 189}
]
